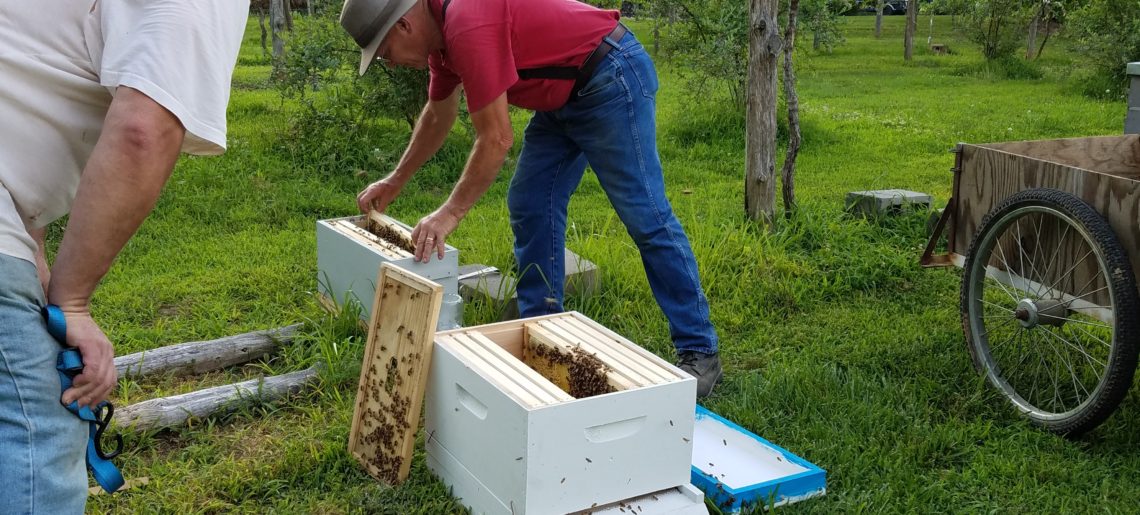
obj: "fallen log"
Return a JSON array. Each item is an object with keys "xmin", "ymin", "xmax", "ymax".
[
  {"xmin": 115, "ymin": 365, "xmax": 321, "ymax": 431},
  {"xmin": 115, "ymin": 324, "xmax": 303, "ymax": 379}
]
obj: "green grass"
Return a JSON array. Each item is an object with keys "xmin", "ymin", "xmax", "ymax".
[{"xmin": 77, "ymin": 13, "xmax": 1140, "ymax": 513}]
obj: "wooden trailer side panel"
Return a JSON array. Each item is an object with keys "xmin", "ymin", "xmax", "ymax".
[
  {"xmin": 953, "ymin": 144, "xmax": 1140, "ymax": 304},
  {"xmin": 980, "ymin": 135, "xmax": 1140, "ymax": 180}
]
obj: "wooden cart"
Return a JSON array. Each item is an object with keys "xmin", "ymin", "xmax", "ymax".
[{"xmin": 923, "ymin": 134, "xmax": 1140, "ymax": 437}]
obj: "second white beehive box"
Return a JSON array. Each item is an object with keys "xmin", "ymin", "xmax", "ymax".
[
  {"xmin": 316, "ymin": 214, "xmax": 459, "ymax": 329},
  {"xmin": 425, "ymin": 311, "xmax": 697, "ymax": 515}
]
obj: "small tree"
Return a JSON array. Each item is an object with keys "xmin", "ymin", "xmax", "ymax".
[
  {"xmin": 667, "ymin": 0, "xmax": 751, "ymax": 105},
  {"xmin": 802, "ymin": 0, "xmax": 851, "ymax": 53},
  {"xmin": 1068, "ymin": 0, "xmax": 1140, "ymax": 97},
  {"xmin": 781, "ymin": 0, "xmax": 803, "ymax": 216},
  {"xmin": 963, "ymin": 0, "xmax": 1034, "ymax": 60},
  {"xmin": 745, "ymin": 0, "xmax": 781, "ymax": 224},
  {"xmin": 875, "ymin": 0, "xmax": 884, "ymax": 38},
  {"xmin": 903, "ymin": 0, "xmax": 918, "ymax": 60}
]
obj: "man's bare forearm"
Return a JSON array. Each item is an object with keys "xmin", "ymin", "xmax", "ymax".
[{"xmin": 48, "ymin": 87, "xmax": 185, "ymax": 311}]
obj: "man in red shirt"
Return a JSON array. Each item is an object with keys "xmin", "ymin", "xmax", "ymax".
[{"xmin": 340, "ymin": 0, "xmax": 722, "ymax": 397}]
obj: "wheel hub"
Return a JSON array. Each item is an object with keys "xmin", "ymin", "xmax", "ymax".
[{"xmin": 1014, "ymin": 298, "xmax": 1067, "ymax": 328}]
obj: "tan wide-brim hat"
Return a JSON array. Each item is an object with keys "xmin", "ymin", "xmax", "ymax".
[{"xmin": 340, "ymin": 0, "xmax": 419, "ymax": 75}]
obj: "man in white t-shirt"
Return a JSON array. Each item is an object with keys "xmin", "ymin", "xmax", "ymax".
[{"xmin": 0, "ymin": 1, "xmax": 249, "ymax": 511}]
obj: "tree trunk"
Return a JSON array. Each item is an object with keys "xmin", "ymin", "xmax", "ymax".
[
  {"xmin": 875, "ymin": 1, "xmax": 884, "ymax": 38},
  {"xmin": 1026, "ymin": 8, "xmax": 1040, "ymax": 60},
  {"xmin": 270, "ymin": 0, "xmax": 286, "ymax": 59},
  {"xmin": 653, "ymin": 14, "xmax": 660, "ymax": 57},
  {"xmin": 1035, "ymin": 4, "xmax": 1053, "ymax": 60},
  {"xmin": 307, "ymin": 0, "xmax": 313, "ymax": 17},
  {"xmin": 744, "ymin": 0, "xmax": 780, "ymax": 225},
  {"xmin": 812, "ymin": 9, "xmax": 822, "ymax": 50},
  {"xmin": 781, "ymin": 0, "xmax": 802, "ymax": 217},
  {"xmin": 116, "ymin": 365, "xmax": 322, "ymax": 431},
  {"xmin": 115, "ymin": 325, "xmax": 302, "ymax": 379},
  {"xmin": 258, "ymin": 8, "xmax": 269, "ymax": 58},
  {"xmin": 903, "ymin": 0, "xmax": 918, "ymax": 60},
  {"xmin": 283, "ymin": 0, "xmax": 294, "ymax": 30}
]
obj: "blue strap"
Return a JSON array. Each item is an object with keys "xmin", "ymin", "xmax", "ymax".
[{"xmin": 44, "ymin": 305, "xmax": 125, "ymax": 494}]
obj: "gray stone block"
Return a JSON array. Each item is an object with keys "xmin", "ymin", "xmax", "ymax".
[
  {"xmin": 845, "ymin": 189, "xmax": 933, "ymax": 218},
  {"xmin": 458, "ymin": 248, "xmax": 600, "ymax": 321}
]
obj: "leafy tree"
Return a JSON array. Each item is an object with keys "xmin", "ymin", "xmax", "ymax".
[
  {"xmin": 1067, "ymin": 0, "xmax": 1140, "ymax": 98},
  {"xmin": 274, "ymin": 6, "xmax": 429, "ymax": 130},
  {"xmin": 801, "ymin": 0, "xmax": 851, "ymax": 53},
  {"xmin": 960, "ymin": 0, "xmax": 1035, "ymax": 60},
  {"xmin": 272, "ymin": 3, "xmax": 431, "ymax": 173},
  {"xmin": 666, "ymin": 0, "xmax": 752, "ymax": 103}
]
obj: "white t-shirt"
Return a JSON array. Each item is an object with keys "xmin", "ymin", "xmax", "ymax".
[{"xmin": 0, "ymin": 0, "xmax": 250, "ymax": 263}]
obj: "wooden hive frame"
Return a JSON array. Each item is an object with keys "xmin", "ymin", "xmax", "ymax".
[{"xmin": 436, "ymin": 312, "xmax": 686, "ymax": 406}]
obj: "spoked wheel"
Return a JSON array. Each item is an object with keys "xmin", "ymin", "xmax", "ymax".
[{"xmin": 961, "ymin": 188, "xmax": 1140, "ymax": 437}]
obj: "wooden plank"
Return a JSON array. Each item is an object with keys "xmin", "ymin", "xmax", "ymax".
[
  {"xmin": 982, "ymin": 135, "xmax": 1140, "ymax": 179},
  {"xmin": 349, "ymin": 263, "xmax": 442, "ymax": 485},
  {"xmin": 115, "ymin": 324, "xmax": 302, "ymax": 379},
  {"xmin": 532, "ymin": 320, "xmax": 641, "ymax": 390},
  {"xmin": 525, "ymin": 324, "xmax": 625, "ymax": 397},
  {"xmin": 464, "ymin": 331, "xmax": 574, "ymax": 402},
  {"xmin": 520, "ymin": 325, "xmax": 573, "ymax": 392},
  {"xmin": 537, "ymin": 319, "xmax": 650, "ymax": 387},
  {"xmin": 116, "ymin": 366, "xmax": 321, "ymax": 431},
  {"xmin": 565, "ymin": 312, "xmax": 690, "ymax": 381},
  {"xmin": 450, "ymin": 332, "xmax": 564, "ymax": 405},
  {"xmin": 556, "ymin": 317, "xmax": 676, "ymax": 384},
  {"xmin": 437, "ymin": 334, "xmax": 550, "ymax": 408},
  {"xmin": 333, "ymin": 219, "xmax": 411, "ymax": 260},
  {"xmin": 440, "ymin": 312, "xmax": 571, "ymax": 358},
  {"xmin": 367, "ymin": 210, "xmax": 415, "ymax": 253},
  {"xmin": 952, "ymin": 143, "xmax": 1140, "ymax": 302}
]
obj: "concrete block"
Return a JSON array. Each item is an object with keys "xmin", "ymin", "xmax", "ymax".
[
  {"xmin": 845, "ymin": 189, "xmax": 932, "ymax": 218},
  {"xmin": 459, "ymin": 248, "xmax": 600, "ymax": 321}
]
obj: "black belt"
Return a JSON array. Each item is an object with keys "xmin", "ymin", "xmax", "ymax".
[{"xmin": 515, "ymin": 22, "xmax": 630, "ymax": 101}]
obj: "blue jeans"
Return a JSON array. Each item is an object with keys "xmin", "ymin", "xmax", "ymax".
[
  {"xmin": 507, "ymin": 30, "xmax": 718, "ymax": 355},
  {"xmin": 0, "ymin": 254, "xmax": 87, "ymax": 514}
]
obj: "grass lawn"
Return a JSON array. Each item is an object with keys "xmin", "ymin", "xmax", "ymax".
[{"xmin": 76, "ymin": 12, "xmax": 1140, "ymax": 514}]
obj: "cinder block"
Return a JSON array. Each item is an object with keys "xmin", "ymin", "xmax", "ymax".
[
  {"xmin": 845, "ymin": 189, "xmax": 932, "ymax": 218},
  {"xmin": 459, "ymin": 248, "xmax": 600, "ymax": 321}
]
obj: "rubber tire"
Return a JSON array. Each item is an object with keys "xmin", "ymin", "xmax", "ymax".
[{"xmin": 960, "ymin": 188, "xmax": 1140, "ymax": 437}]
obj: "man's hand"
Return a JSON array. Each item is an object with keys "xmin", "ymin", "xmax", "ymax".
[
  {"xmin": 57, "ymin": 309, "xmax": 117, "ymax": 408},
  {"xmin": 356, "ymin": 175, "xmax": 405, "ymax": 214},
  {"xmin": 411, "ymin": 204, "xmax": 463, "ymax": 262}
]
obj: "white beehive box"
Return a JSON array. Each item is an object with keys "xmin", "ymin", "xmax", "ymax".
[
  {"xmin": 316, "ymin": 214, "xmax": 458, "ymax": 329},
  {"xmin": 425, "ymin": 312, "xmax": 700, "ymax": 515}
]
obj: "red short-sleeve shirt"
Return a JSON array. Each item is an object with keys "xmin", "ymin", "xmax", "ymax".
[{"xmin": 427, "ymin": 0, "xmax": 619, "ymax": 113}]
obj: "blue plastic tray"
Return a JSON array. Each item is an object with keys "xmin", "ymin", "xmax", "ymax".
[{"xmin": 690, "ymin": 406, "xmax": 826, "ymax": 512}]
